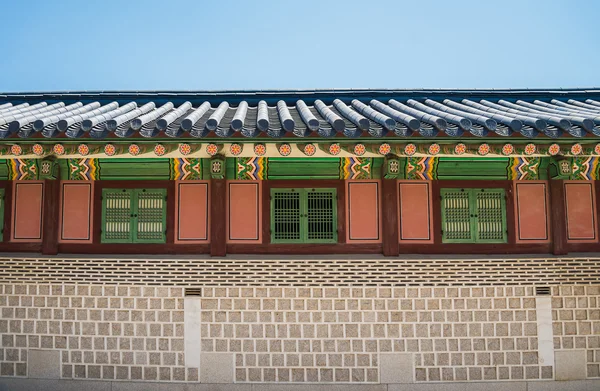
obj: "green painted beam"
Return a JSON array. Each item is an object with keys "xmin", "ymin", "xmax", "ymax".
[
  {"xmin": 0, "ymin": 161, "xmax": 9, "ymax": 180},
  {"xmin": 98, "ymin": 159, "xmax": 170, "ymax": 180},
  {"xmin": 437, "ymin": 157, "xmax": 509, "ymax": 180},
  {"xmin": 268, "ymin": 158, "xmax": 341, "ymax": 180}
]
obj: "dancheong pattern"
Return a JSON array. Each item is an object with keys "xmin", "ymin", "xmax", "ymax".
[
  {"xmin": 406, "ymin": 157, "xmax": 437, "ymax": 180},
  {"xmin": 170, "ymin": 158, "xmax": 203, "ymax": 180},
  {"xmin": 236, "ymin": 157, "xmax": 267, "ymax": 180},
  {"xmin": 508, "ymin": 157, "xmax": 540, "ymax": 180},
  {"xmin": 572, "ymin": 156, "xmax": 600, "ymax": 180},
  {"xmin": 8, "ymin": 158, "xmax": 38, "ymax": 180},
  {"xmin": 67, "ymin": 158, "xmax": 99, "ymax": 180},
  {"xmin": 340, "ymin": 157, "xmax": 372, "ymax": 180}
]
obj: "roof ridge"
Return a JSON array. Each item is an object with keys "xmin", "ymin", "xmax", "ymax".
[{"xmin": 2, "ymin": 87, "xmax": 600, "ymax": 97}]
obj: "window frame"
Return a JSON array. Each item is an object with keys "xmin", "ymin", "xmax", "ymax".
[
  {"xmin": 96, "ymin": 184, "xmax": 170, "ymax": 245},
  {"xmin": 440, "ymin": 187, "xmax": 508, "ymax": 244},
  {"xmin": 270, "ymin": 187, "xmax": 338, "ymax": 244}
]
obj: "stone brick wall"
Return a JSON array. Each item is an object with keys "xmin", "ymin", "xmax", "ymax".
[
  {"xmin": 200, "ymin": 286, "xmax": 551, "ymax": 383},
  {"xmin": 552, "ymin": 285, "xmax": 600, "ymax": 378},
  {"xmin": 0, "ymin": 256, "xmax": 599, "ymax": 385},
  {"xmin": 0, "ymin": 284, "xmax": 195, "ymax": 381}
]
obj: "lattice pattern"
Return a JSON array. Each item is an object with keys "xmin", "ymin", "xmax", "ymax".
[
  {"xmin": 2, "ymin": 257, "xmax": 600, "ymax": 286},
  {"xmin": 136, "ymin": 190, "xmax": 166, "ymax": 242},
  {"xmin": 102, "ymin": 189, "xmax": 166, "ymax": 244},
  {"xmin": 271, "ymin": 190, "xmax": 301, "ymax": 242},
  {"xmin": 271, "ymin": 188, "xmax": 337, "ymax": 243},
  {"xmin": 441, "ymin": 188, "xmax": 507, "ymax": 244},
  {"xmin": 475, "ymin": 190, "xmax": 506, "ymax": 242},
  {"xmin": 102, "ymin": 189, "xmax": 132, "ymax": 242},
  {"xmin": 441, "ymin": 190, "xmax": 472, "ymax": 241},
  {"xmin": 307, "ymin": 190, "xmax": 336, "ymax": 242}
]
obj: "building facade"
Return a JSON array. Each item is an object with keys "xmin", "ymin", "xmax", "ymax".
[{"xmin": 0, "ymin": 89, "xmax": 599, "ymax": 390}]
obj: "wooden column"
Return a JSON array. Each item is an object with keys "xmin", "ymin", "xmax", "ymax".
[
  {"xmin": 382, "ymin": 178, "xmax": 399, "ymax": 256},
  {"xmin": 41, "ymin": 179, "xmax": 60, "ymax": 255},
  {"xmin": 2, "ymin": 181, "xmax": 13, "ymax": 243},
  {"xmin": 549, "ymin": 179, "xmax": 568, "ymax": 255},
  {"xmin": 210, "ymin": 178, "xmax": 227, "ymax": 257}
]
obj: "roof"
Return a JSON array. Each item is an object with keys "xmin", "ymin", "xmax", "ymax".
[{"xmin": 1, "ymin": 88, "xmax": 600, "ymax": 141}]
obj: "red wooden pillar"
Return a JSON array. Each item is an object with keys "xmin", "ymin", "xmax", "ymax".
[
  {"xmin": 382, "ymin": 178, "xmax": 400, "ymax": 256},
  {"xmin": 210, "ymin": 178, "xmax": 227, "ymax": 257},
  {"xmin": 549, "ymin": 179, "xmax": 568, "ymax": 255},
  {"xmin": 41, "ymin": 179, "xmax": 60, "ymax": 255}
]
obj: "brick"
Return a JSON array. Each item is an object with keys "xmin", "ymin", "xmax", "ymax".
[{"xmin": 468, "ymin": 367, "xmax": 482, "ymax": 380}]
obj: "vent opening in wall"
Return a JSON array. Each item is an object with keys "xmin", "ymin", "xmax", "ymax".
[
  {"xmin": 185, "ymin": 288, "xmax": 202, "ymax": 297},
  {"xmin": 536, "ymin": 286, "xmax": 551, "ymax": 296}
]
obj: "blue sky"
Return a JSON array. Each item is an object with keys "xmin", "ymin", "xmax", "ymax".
[{"xmin": 0, "ymin": 0, "xmax": 598, "ymax": 91}]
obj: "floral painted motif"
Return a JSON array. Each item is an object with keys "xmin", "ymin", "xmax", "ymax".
[
  {"xmin": 524, "ymin": 143, "xmax": 536, "ymax": 155},
  {"xmin": 328, "ymin": 143, "xmax": 341, "ymax": 155},
  {"xmin": 78, "ymin": 144, "xmax": 90, "ymax": 156},
  {"xmin": 53, "ymin": 144, "xmax": 65, "ymax": 155},
  {"xmin": 206, "ymin": 143, "xmax": 219, "ymax": 156},
  {"xmin": 353, "ymin": 143, "xmax": 366, "ymax": 156},
  {"xmin": 570, "ymin": 143, "xmax": 583, "ymax": 155},
  {"xmin": 211, "ymin": 160, "xmax": 222, "ymax": 174},
  {"xmin": 278, "ymin": 143, "xmax": 292, "ymax": 156},
  {"xmin": 454, "ymin": 143, "xmax": 466, "ymax": 155},
  {"xmin": 154, "ymin": 144, "xmax": 166, "ymax": 156},
  {"xmin": 502, "ymin": 143, "xmax": 514, "ymax": 156},
  {"xmin": 179, "ymin": 143, "xmax": 192, "ymax": 155},
  {"xmin": 129, "ymin": 144, "xmax": 141, "ymax": 156},
  {"xmin": 229, "ymin": 143, "xmax": 242, "ymax": 156},
  {"xmin": 32, "ymin": 144, "xmax": 44, "ymax": 156},
  {"xmin": 595, "ymin": 144, "xmax": 600, "ymax": 155},
  {"xmin": 404, "ymin": 143, "xmax": 417, "ymax": 156},
  {"xmin": 378, "ymin": 143, "xmax": 391, "ymax": 155},
  {"xmin": 254, "ymin": 143, "xmax": 267, "ymax": 156},
  {"xmin": 304, "ymin": 144, "xmax": 316, "ymax": 156},
  {"xmin": 10, "ymin": 145, "xmax": 22, "ymax": 156},
  {"xmin": 104, "ymin": 144, "xmax": 116, "ymax": 156},
  {"xmin": 428, "ymin": 143, "xmax": 440, "ymax": 155},
  {"xmin": 477, "ymin": 143, "xmax": 490, "ymax": 156},
  {"xmin": 548, "ymin": 143, "xmax": 561, "ymax": 156}
]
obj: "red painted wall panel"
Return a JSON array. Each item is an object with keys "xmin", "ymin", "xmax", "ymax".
[
  {"xmin": 175, "ymin": 181, "xmax": 209, "ymax": 243},
  {"xmin": 565, "ymin": 181, "xmax": 598, "ymax": 242},
  {"xmin": 346, "ymin": 180, "xmax": 381, "ymax": 243},
  {"xmin": 227, "ymin": 181, "xmax": 262, "ymax": 243},
  {"xmin": 11, "ymin": 181, "xmax": 44, "ymax": 242},
  {"xmin": 398, "ymin": 181, "xmax": 433, "ymax": 243},
  {"xmin": 59, "ymin": 181, "xmax": 94, "ymax": 243},
  {"xmin": 514, "ymin": 181, "xmax": 550, "ymax": 243}
]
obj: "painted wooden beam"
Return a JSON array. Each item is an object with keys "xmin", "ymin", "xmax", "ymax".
[
  {"xmin": 549, "ymin": 179, "xmax": 568, "ymax": 255},
  {"xmin": 382, "ymin": 178, "xmax": 400, "ymax": 256},
  {"xmin": 210, "ymin": 178, "xmax": 227, "ymax": 257},
  {"xmin": 41, "ymin": 179, "xmax": 60, "ymax": 255}
]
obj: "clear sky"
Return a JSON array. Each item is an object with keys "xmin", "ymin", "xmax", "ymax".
[{"xmin": 0, "ymin": 0, "xmax": 598, "ymax": 92}]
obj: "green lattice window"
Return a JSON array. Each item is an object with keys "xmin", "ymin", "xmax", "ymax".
[
  {"xmin": 101, "ymin": 188, "xmax": 167, "ymax": 243},
  {"xmin": 441, "ymin": 188, "xmax": 507, "ymax": 243},
  {"xmin": 270, "ymin": 188, "xmax": 337, "ymax": 244}
]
